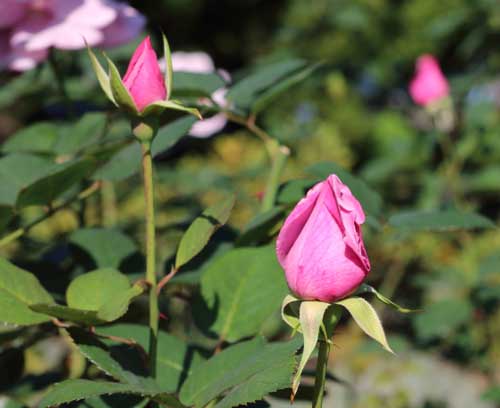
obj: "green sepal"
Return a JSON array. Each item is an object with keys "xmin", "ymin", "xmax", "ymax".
[
  {"xmin": 86, "ymin": 46, "xmax": 115, "ymax": 105},
  {"xmin": 281, "ymin": 294, "xmax": 301, "ymax": 334},
  {"xmin": 292, "ymin": 301, "xmax": 330, "ymax": 396},
  {"xmin": 335, "ymin": 296, "xmax": 394, "ymax": 354},
  {"xmin": 141, "ymin": 100, "xmax": 202, "ymax": 119},
  {"xmin": 104, "ymin": 55, "xmax": 139, "ymax": 116},
  {"xmin": 355, "ymin": 283, "xmax": 418, "ymax": 313},
  {"xmin": 162, "ymin": 32, "xmax": 173, "ymax": 99}
]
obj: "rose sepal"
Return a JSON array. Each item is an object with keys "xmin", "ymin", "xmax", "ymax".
[
  {"xmin": 105, "ymin": 54, "xmax": 139, "ymax": 116},
  {"xmin": 282, "ymin": 290, "xmax": 400, "ymax": 397},
  {"xmin": 141, "ymin": 100, "xmax": 202, "ymax": 119},
  {"xmin": 87, "ymin": 45, "xmax": 115, "ymax": 105}
]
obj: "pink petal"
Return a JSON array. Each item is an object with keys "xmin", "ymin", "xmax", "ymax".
[{"xmin": 123, "ymin": 36, "xmax": 166, "ymax": 111}]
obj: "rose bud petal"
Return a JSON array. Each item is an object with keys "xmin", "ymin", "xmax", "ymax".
[
  {"xmin": 276, "ymin": 174, "xmax": 371, "ymax": 302},
  {"xmin": 409, "ymin": 54, "xmax": 449, "ymax": 106},
  {"xmin": 123, "ymin": 36, "xmax": 167, "ymax": 112}
]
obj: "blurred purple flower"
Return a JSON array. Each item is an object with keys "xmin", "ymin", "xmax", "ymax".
[
  {"xmin": 161, "ymin": 51, "xmax": 231, "ymax": 138},
  {"xmin": 0, "ymin": 0, "xmax": 145, "ymax": 71}
]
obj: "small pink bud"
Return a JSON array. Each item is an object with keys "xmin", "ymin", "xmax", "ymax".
[
  {"xmin": 123, "ymin": 36, "xmax": 167, "ymax": 112},
  {"xmin": 276, "ymin": 175, "xmax": 370, "ymax": 302},
  {"xmin": 409, "ymin": 54, "xmax": 449, "ymax": 106}
]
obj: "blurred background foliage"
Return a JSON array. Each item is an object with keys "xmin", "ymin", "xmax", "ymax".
[{"xmin": 2, "ymin": 0, "xmax": 500, "ymax": 407}]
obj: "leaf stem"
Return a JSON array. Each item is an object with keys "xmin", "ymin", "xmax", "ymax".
[
  {"xmin": 312, "ymin": 339, "xmax": 330, "ymax": 408},
  {"xmin": 141, "ymin": 141, "xmax": 159, "ymax": 378},
  {"xmin": 0, "ymin": 181, "xmax": 101, "ymax": 248}
]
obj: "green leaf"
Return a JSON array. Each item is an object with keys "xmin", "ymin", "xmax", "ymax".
[
  {"xmin": 227, "ymin": 59, "xmax": 306, "ymax": 110},
  {"xmin": 96, "ymin": 324, "xmax": 202, "ymax": 393},
  {"xmin": 16, "ymin": 158, "xmax": 96, "ymax": 209},
  {"xmin": 180, "ymin": 337, "xmax": 300, "ymax": 408},
  {"xmin": 87, "ymin": 46, "xmax": 115, "ymax": 104},
  {"xmin": 388, "ymin": 210, "xmax": 495, "ymax": 231},
  {"xmin": 70, "ymin": 228, "xmax": 137, "ymax": 268},
  {"xmin": 105, "ymin": 55, "xmax": 138, "ymax": 115},
  {"xmin": 482, "ymin": 386, "xmax": 500, "ymax": 402},
  {"xmin": 93, "ymin": 143, "xmax": 141, "ymax": 182},
  {"xmin": 276, "ymin": 179, "xmax": 316, "ymax": 205},
  {"xmin": 66, "ymin": 268, "xmax": 131, "ymax": 311},
  {"xmin": 335, "ymin": 297, "xmax": 393, "ymax": 353},
  {"xmin": 0, "ymin": 153, "xmax": 55, "ymax": 206},
  {"xmin": 413, "ymin": 299, "xmax": 471, "ymax": 341},
  {"xmin": 236, "ymin": 206, "xmax": 285, "ymax": 246},
  {"xmin": 0, "ymin": 204, "xmax": 14, "ymax": 233},
  {"xmin": 97, "ymin": 284, "xmax": 144, "ymax": 322},
  {"xmin": 306, "ymin": 162, "xmax": 383, "ymax": 217},
  {"xmin": 29, "ymin": 303, "xmax": 103, "ymax": 326},
  {"xmin": 31, "ymin": 270, "xmax": 142, "ymax": 326},
  {"xmin": 162, "ymin": 33, "xmax": 173, "ymax": 98},
  {"xmin": 2, "ymin": 122, "xmax": 59, "ymax": 154},
  {"xmin": 54, "ymin": 113, "xmax": 107, "ymax": 155},
  {"xmin": 74, "ymin": 395, "xmax": 147, "ymax": 408},
  {"xmin": 172, "ymin": 72, "xmax": 226, "ymax": 97},
  {"xmin": 356, "ymin": 284, "xmax": 416, "ymax": 313},
  {"xmin": 152, "ymin": 116, "xmax": 197, "ymax": 156},
  {"xmin": 67, "ymin": 328, "xmax": 155, "ymax": 387},
  {"xmin": 175, "ymin": 196, "xmax": 235, "ymax": 269},
  {"xmin": 200, "ymin": 245, "xmax": 288, "ymax": 342},
  {"xmin": 252, "ymin": 62, "xmax": 320, "ymax": 114},
  {"xmin": 292, "ymin": 301, "xmax": 330, "ymax": 395},
  {"xmin": 0, "ymin": 257, "xmax": 54, "ymax": 325},
  {"xmin": 142, "ymin": 100, "xmax": 202, "ymax": 119},
  {"xmin": 38, "ymin": 379, "xmax": 184, "ymax": 408}
]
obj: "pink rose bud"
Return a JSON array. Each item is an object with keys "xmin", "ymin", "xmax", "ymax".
[
  {"xmin": 409, "ymin": 54, "xmax": 449, "ymax": 106},
  {"xmin": 123, "ymin": 36, "xmax": 167, "ymax": 112},
  {"xmin": 276, "ymin": 174, "xmax": 371, "ymax": 302}
]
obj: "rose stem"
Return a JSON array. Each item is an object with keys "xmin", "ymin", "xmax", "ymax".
[{"xmin": 141, "ymin": 140, "xmax": 159, "ymax": 378}]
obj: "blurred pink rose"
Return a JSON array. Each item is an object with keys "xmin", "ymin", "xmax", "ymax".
[
  {"xmin": 409, "ymin": 54, "xmax": 449, "ymax": 106},
  {"xmin": 0, "ymin": 0, "xmax": 144, "ymax": 71},
  {"xmin": 165, "ymin": 51, "xmax": 230, "ymax": 138},
  {"xmin": 123, "ymin": 36, "xmax": 166, "ymax": 112},
  {"xmin": 276, "ymin": 174, "xmax": 371, "ymax": 302}
]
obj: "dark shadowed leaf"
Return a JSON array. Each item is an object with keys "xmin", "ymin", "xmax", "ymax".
[
  {"xmin": 16, "ymin": 158, "xmax": 96, "ymax": 209},
  {"xmin": 70, "ymin": 228, "xmax": 137, "ymax": 268},
  {"xmin": 97, "ymin": 324, "xmax": 203, "ymax": 393},
  {"xmin": 38, "ymin": 379, "xmax": 183, "ymax": 408},
  {"xmin": 0, "ymin": 154, "xmax": 55, "ymax": 206}
]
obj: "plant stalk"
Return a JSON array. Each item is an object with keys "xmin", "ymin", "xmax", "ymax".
[
  {"xmin": 312, "ymin": 339, "xmax": 331, "ymax": 408},
  {"xmin": 141, "ymin": 141, "xmax": 159, "ymax": 378},
  {"xmin": 261, "ymin": 142, "xmax": 290, "ymax": 212}
]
